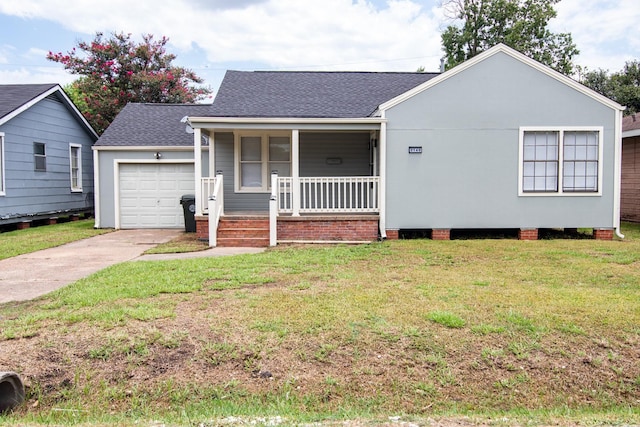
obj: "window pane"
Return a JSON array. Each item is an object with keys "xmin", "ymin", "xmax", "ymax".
[
  {"xmin": 524, "ymin": 146, "xmax": 535, "ymax": 160},
  {"xmin": 523, "ymin": 177, "xmax": 534, "ymax": 191},
  {"xmin": 523, "ymin": 162, "xmax": 534, "ymax": 176},
  {"xmin": 269, "ymin": 137, "xmax": 290, "ymax": 161},
  {"xmin": 34, "ymin": 142, "xmax": 45, "ymax": 156},
  {"xmin": 586, "ymin": 146, "xmax": 598, "ymax": 160},
  {"xmin": 241, "ymin": 163, "xmax": 262, "ymax": 187},
  {"xmin": 241, "ymin": 137, "xmax": 261, "ymax": 161},
  {"xmin": 564, "ymin": 145, "xmax": 575, "ymax": 160}
]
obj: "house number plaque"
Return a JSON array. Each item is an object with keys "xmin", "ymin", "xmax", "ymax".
[{"xmin": 408, "ymin": 146, "xmax": 422, "ymax": 154}]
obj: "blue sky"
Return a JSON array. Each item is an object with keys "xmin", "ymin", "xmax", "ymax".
[{"xmin": 0, "ymin": 0, "xmax": 638, "ymax": 100}]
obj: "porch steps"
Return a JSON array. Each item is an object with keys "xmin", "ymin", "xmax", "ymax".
[{"xmin": 216, "ymin": 216, "xmax": 270, "ymax": 247}]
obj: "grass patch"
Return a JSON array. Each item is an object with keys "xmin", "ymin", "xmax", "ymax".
[
  {"xmin": 427, "ymin": 311, "xmax": 466, "ymax": 328},
  {"xmin": 143, "ymin": 232, "xmax": 209, "ymax": 254},
  {"xmin": 0, "ymin": 219, "xmax": 110, "ymax": 260},
  {"xmin": 1, "ymin": 223, "xmax": 639, "ymax": 425}
]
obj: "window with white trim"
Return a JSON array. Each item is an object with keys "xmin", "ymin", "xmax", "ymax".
[
  {"xmin": 236, "ymin": 133, "xmax": 291, "ymax": 192},
  {"xmin": 34, "ymin": 142, "xmax": 46, "ymax": 171},
  {"xmin": 69, "ymin": 144, "xmax": 82, "ymax": 192},
  {"xmin": 520, "ymin": 127, "xmax": 602, "ymax": 195},
  {"xmin": 0, "ymin": 133, "xmax": 5, "ymax": 196}
]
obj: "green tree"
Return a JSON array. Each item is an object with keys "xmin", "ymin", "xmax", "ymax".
[
  {"xmin": 582, "ymin": 61, "xmax": 640, "ymax": 115},
  {"xmin": 48, "ymin": 32, "xmax": 210, "ymax": 134},
  {"xmin": 441, "ymin": 0, "xmax": 579, "ymax": 75}
]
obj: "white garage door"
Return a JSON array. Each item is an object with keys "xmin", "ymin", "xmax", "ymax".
[{"xmin": 119, "ymin": 163, "xmax": 195, "ymax": 228}]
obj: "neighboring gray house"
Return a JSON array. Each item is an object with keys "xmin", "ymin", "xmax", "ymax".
[
  {"xmin": 0, "ymin": 84, "xmax": 98, "ymax": 227},
  {"xmin": 94, "ymin": 44, "xmax": 625, "ymax": 245}
]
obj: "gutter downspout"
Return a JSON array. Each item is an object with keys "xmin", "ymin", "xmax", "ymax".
[
  {"xmin": 379, "ymin": 118, "xmax": 387, "ymax": 239},
  {"xmin": 614, "ymin": 108, "xmax": 624, "ymax": 239}
]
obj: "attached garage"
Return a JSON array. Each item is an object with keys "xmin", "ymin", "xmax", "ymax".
[{"xmin": 117, "ymin": 162, "xmax": 194, "ymax": 229}]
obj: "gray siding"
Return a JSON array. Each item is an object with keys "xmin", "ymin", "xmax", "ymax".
[
  {"xmin": 300, "ymin": 132, "xmax": 371, "ymax": 176},
  {"xmin": 385, "ymin": 51, "xmax": 617, "ymax": 230},
  {"xmin": 0, "ymin": 97, "xmax": 95, "ymax": 223}
]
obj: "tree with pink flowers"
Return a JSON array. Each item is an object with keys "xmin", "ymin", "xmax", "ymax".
[{"xmin": 48, "ymin": 32, "xmax": 210, "ymax": 134}]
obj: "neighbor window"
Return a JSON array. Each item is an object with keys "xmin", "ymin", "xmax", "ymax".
[
  {"xmin": 236, "ymin": 133, "xmax": 291, "ymax": 192},
  {"xmin": 34, "ymin": 142, "xmax": 46, "ymax": 171},
  {"xmin": 520, "ymin": 127, "xmax": 602, "ymax": 195},
  {"xmin": 69, "ymin": 144, "xmax": 82, "ymax": 192},
  {"xmin": 0, "ymin": 133, "xmax": 5, "ymax": 195}
]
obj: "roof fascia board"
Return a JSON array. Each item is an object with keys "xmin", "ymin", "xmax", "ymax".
[
  {"xmin": 0, "ymin": 85, "xmax": 99, "ymax": 140},
  {"xmin": 379, "ymin": 44, "xmax": 625, "ymax": 113},
  {"xmin": 93, "ymin": 145, "xmax": 199, "ymax": 151},
  {"xmin": 186, "ymin": 117, "xmax": 386, "ymax": 127},
  {"xmin": 623, "ymin": 129, "xmax": 640, "ymax": 138}
]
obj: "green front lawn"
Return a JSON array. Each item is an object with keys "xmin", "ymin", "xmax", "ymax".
[
  {"xmin": 0, "ymin": 223, "xmax": 639, "ymax": 426},
  {"xmin": 0, "ymin": 219, "xmax": 111, "ymax": 260}
]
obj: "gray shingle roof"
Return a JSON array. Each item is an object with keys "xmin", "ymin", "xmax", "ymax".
[
  {"xmin": 210, "ymin": 71, "xmax": 439, "ymax": 118},
  {"xmin": 0, "ymin": 83, "xmax": 58, "ymax": 121},
  {"xmin": 96, "ymin": 103, "xmax": 213, "ymax": 146}
]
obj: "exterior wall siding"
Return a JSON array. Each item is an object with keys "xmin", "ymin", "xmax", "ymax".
[
  {"xmin": 299, "ymin": 132, "xmax": 371, "ymax": 177},
  {"xmin": 0, "ymin": 97, "xmax": 95, "ymax": 224},
  {"xmin": 384, "ymin": 51, "xmax": 617, "ymax": 230},
  {"xmin": 621, "ymin": 136, "xmax": 640, "ymax": 222}
]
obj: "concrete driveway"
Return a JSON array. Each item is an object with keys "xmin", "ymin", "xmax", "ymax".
[{"xmin": 0, "ymin": 229, "xmax": 264, "ymax": 304}]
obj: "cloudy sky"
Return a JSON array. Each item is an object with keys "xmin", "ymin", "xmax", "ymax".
[{"xmin": 0, "ymin": 0, "xmax": 638, "ymax": 100}]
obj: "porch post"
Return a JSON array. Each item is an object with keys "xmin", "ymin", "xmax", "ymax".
[
  {"xmin": 292, "ymin": 129, "xmax": 300, "ymax": 216},
  {"xmin": 208, "ymin": 131, "xmax": 216, "ymax": 182},
  {"xmin": 379, "ymin": 122, "xmax": 387, "ymax": 239},
  {"xmin": 194, "ymin": 127, "xmax": 203, "ymax": 216}
]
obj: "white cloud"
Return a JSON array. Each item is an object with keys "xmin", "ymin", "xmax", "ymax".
[
  {"xmin": 0, "ymin": 66, "xmax": 74, "ymax": 84},
  {"xmin": 551, "ymin": 0, "xmax": 640, "ymax": 71},
  {"xmin": 0, "ymin": 0, "xmax": 636, "ymax": 86},
  {"xmin": 0, "ymin": 0, "xmax": 446, "ymax": 72}
]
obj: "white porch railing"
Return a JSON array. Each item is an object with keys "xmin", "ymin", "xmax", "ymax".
[
  {"xmin": 206, "ymin": 175, "xmax": 224, "ymax": 247},
  {"xmin": 201, "ymin": 177, "xmax": 218, "ymax": 214},
  {"xmin": 275, "ymin": 176, "xmax": 380, "ymax": 214}
]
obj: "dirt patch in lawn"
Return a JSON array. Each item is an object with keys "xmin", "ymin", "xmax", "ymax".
[{"xmin": 2, "ymin": 288, "xmax": 639, "ymax": 420}]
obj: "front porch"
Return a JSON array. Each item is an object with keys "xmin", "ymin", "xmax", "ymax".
[
  {"xmin": 187, "ymin": 119, "xmax": 388, "ymax": 247},
  {"xmin": 195, "ymin": 175, "xmax": 381, "ymax": 247}
]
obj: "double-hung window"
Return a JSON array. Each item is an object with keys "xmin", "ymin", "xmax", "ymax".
[
  {"xmin": 519, "ymin": 127, "xmax": 602, "ymax": 195},
  {"xmin": 236, "ymin": 133, "xmax": 291, "ymax": 192},
  {"xmin": 69, "ymin": 144, "xmax": 82, "ymax": 192},
  {"xmin": 34, "ymin": 142, "xmax": 46, "ymax": 172}
]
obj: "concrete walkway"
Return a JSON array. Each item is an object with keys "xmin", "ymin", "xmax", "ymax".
[{"xmin": 0, "ymin": 229, "xmax": 265, "ymax": 304}]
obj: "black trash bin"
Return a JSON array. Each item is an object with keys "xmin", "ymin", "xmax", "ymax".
[{"xmin": 179, "ymin": 194, "xmax": 196, "ymax": 232}]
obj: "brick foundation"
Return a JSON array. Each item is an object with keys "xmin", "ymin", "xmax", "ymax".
[
  {"xmin": 196, "ymin": 216, "xmax": 208, "ymax": 240},
  {"xmin": 593, "ymin": 228, "xmax": 614, "ymax": 240},
  {"xmin": 518, "ymin": 228, "xmax": 538, "ymax": 240},
  {"xmin": 432, "ymin": 229, "xmax": 451, "ymax": 240},
  {"xmin": 278, "ymin": 216, "xmax": 379, "ymax": 242},
  {"xmin": 16, "ymin": 221, "xmax": 31, "ymax": 230},
  {"xmin": 45, "ymin": 217, "xmax": 58, "ymax": 225},
  {"xmin": 385, "ymin": 229, "xmax": 399, "ymax": 240}
]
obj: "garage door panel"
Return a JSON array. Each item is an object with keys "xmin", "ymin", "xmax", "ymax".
[{"xmin": 119, "ymin": 163, "xmax": 195, "ymax": 229}]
